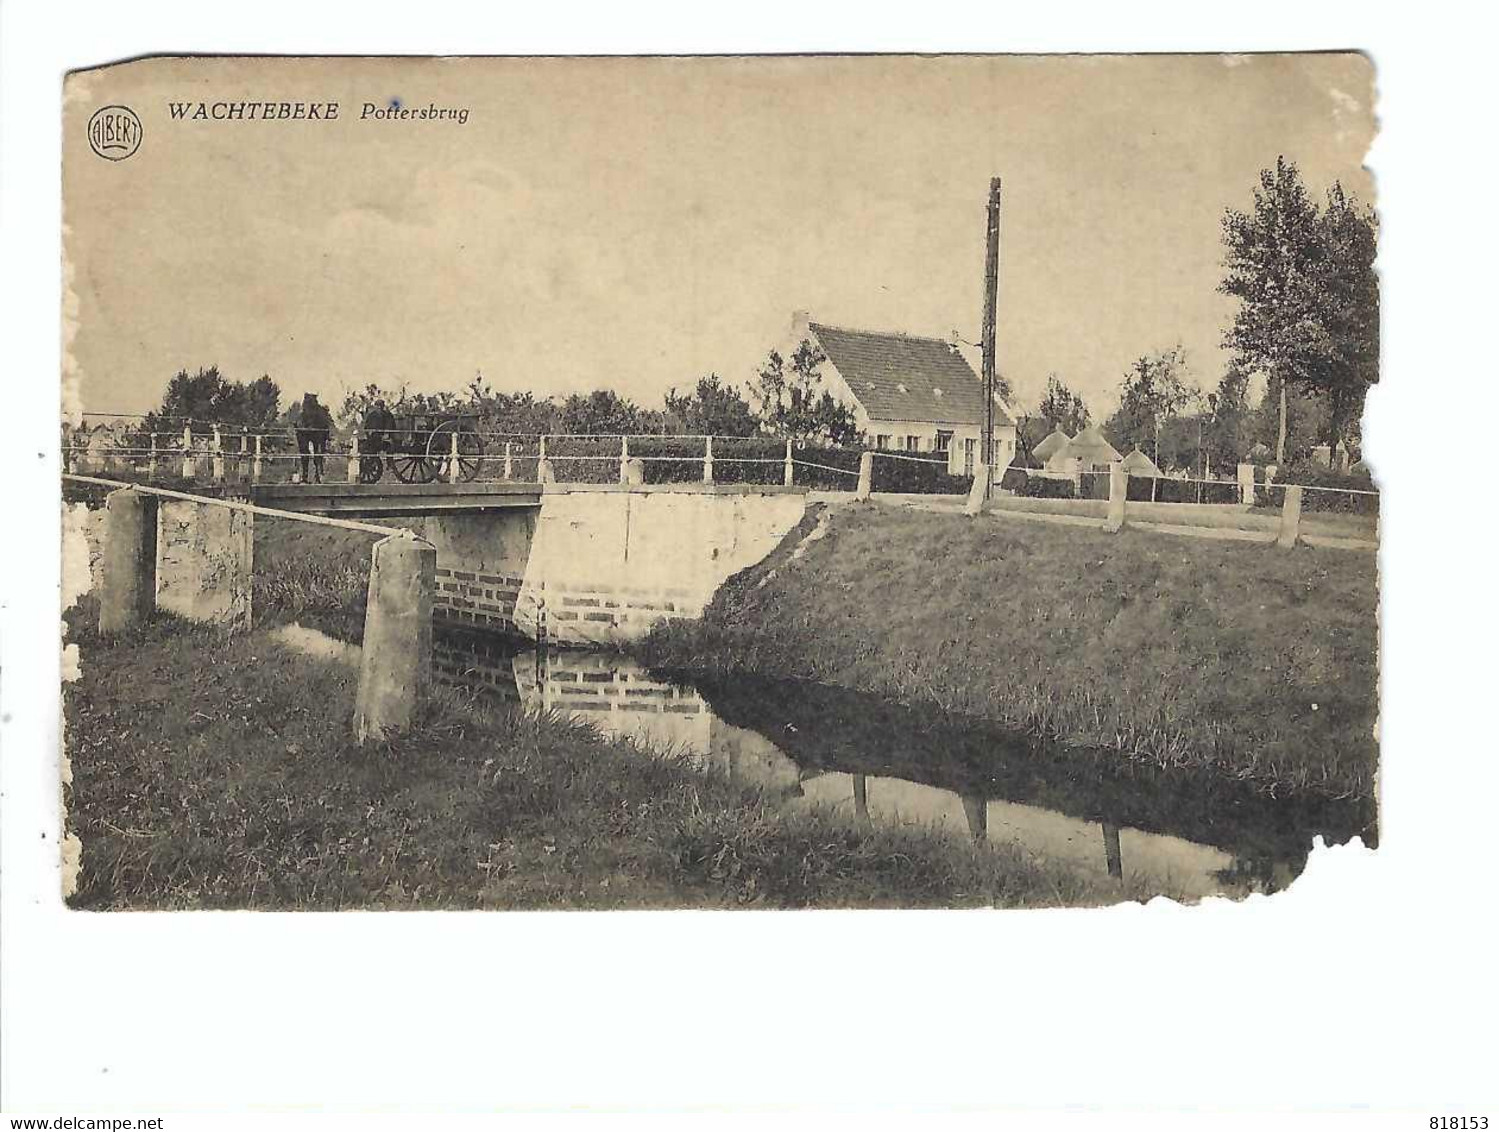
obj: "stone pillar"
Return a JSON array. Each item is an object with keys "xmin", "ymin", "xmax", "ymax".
[
  {"xmin": 963, "ymin": 463, "xmax": 989, "ymax": 516},
  {"xmin": 154, "ymin": 499, "xmax": 253, "ymax": 629},
  {"xmin": 503, "ymin": 441, "xmax": 513, "ymax": 481},
  {"xmin": 147, "ymin": 434, "xmax": 158, "ymax": 478},
  {"xmin": 1103, "ymin": 823, "xmax": 1123, "ymax": 879},
  {"xmin": 354, "ymin": 533, "xmax": 436, "ymax": 742},
  {"xmin": 180, "ymin": 425, "xmax": 194, "ymax": 479},
  {"xmin": 1103, "ymin": 461, "xmax": 1128, "ymax": 533},
  {"xmin": 212, "ymin": 426, "xmax": 225, "ymax": 481},
  {"xmin": 98, "ymin": 488, "xmax": 159, "ymax": 635},
  {"xmin": 623, "ymin": 456, "xmax": 646, "ymax": 486},
  {"xmin": 347, "ymin": 431, "xmax": 360, "ymax": 484},
  {"xmin": 1276, "ymin": 484, "xmax": 1303, "ymax": 550},
  {"xmin": 702, "ymin": 435, "xmax": 714, "ymax": 484},
  {"xmin": 447, "ymin": 429, "xmax": 462, "ymax": 484},
  {"xmin": 618, "ymin": 436, "xmax": 630, "ymax": 485},
  {"xmin": 1237, "ymin": 462, "xmax": 1255, "ymax": 506},
  {"xmin": 961, "ymin": 794, "xmax": 989, "ymax": 842},
  {"xmin": 783, "ymin": 439, "xmax": 794, "ymax": 487},
  {"xmin": 252, "ymin": 435, "xmax": 263, "ymax": 483},
  {"xmin": 855, "ymin": 451, "xmax": 873, "ymax": 501},
  {"xmin": 538, "ymin": 458, "xmax": 556, "ymax": 484}
]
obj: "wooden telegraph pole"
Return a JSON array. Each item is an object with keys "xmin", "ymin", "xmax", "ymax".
[{"xmin": 980, "ymin": 177, "xmax": 1002, "ymax": 495}]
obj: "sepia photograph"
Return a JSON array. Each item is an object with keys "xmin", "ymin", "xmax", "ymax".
[{"xmin": 56, "ymin": 52, "xmax": 1382, "ymax": 912}]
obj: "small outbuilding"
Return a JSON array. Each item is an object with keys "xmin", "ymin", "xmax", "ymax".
[
  {"xmin": 1033, "ymin": 427, "xmax": 1074, "ymax": 471},
  {"xmin": 1120, "ymin": 446, "xmax": 1162, "ymax": 478},
  {"xmin": 1060, "ymin": 426, "xmax": 1123, "ymax": 472}
]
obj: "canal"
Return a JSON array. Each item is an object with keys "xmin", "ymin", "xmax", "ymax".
[{"xmin": 282, "ymin": 621, "xmax": 1376, "ymax": 901}]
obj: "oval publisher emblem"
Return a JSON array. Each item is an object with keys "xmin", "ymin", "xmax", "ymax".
[{"xmin": 87, "ymin": 105, "xmax": 143, "ymax": 162}]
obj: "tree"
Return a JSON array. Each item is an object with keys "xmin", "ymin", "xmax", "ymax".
[
  {"xmin": 1036, "ymin": 373, "xmax": 1091, "ymax": 435},
  {"xmin": 749, "ymin": 338, "xmax": 861, "ymax": 445},
  {"xmin": 1104, "ymin": 345, "xmax": 1195, "ymax": 467},
  {"xmin": 664, "ymin": 373, "xmax": 759, "ymax": 437},
  {"xmin": 1201, "ymin": 363, "xmax": 1252, "ymax": 472},
  {"xmin": 1219, "ymin": 157, "xmax": 1379, "ymax": 457},
  {"xmin": 142, "ymin": 366, "xmax": 281, "ymax": 439},
  {"xmin": 559, "ymin": 389, "xmax": 659, "ymax": 435}
]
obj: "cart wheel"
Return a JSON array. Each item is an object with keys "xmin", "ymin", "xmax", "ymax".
[
  {"xmin": 358, "ymin": 455, "xmax": 385, "ymax": 484},
  {"xmin": 426, "ymin": 420, "xmax": 486, "ymax": 481},
  {"xmin": 388, "ymin": 455, "xmax": 428, "ymax": 484}
]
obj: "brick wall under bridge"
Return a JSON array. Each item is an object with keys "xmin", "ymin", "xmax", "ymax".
[{"xmin": 411, "ymin": 483, "xmax": 807, "ymax": 647}]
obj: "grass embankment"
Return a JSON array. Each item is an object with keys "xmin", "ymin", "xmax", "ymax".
[
  {"xmin": 63, "ymin": 601, "xmax": 1146, "ymax": 910},
  {"xmin": 638, "ymin": 506, "xmax": 1379, "ymax": 802},
  {"xmin": 252, "ymin": 517, "xmax": 378, "ymax": 627}
]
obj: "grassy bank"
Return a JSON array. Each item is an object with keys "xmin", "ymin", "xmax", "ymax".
[
  {"xmin": 638, "ymin": 505, "xmax": 1379, "ymax": 802},
  {"xmin": 252, "ymin": 516, "xmax": 378, "ymax": 626},
  {"xmin": 62, "ymin": 601, "xmax": 1149, "ymax": 910}
]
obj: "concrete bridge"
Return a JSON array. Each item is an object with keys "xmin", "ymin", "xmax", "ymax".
[{"xmin": 79, "ymin": 474, "xmax": 811, "ymax": 649}]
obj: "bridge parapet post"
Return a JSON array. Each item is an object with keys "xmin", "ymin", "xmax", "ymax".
[
  {"xmin": 783, "ymin": 439, "xmax": 794, "ymax": 486},
  {"xmin": 147, "ymin": 434, "xmax": 158, "ymax": 478},
  {"xmin": 448, "ymin": 429, "xmax": 461, "ymax": 484},
  {"xmin": 252, "ymin": 435, "xmax": 263, "ymax": 483},
  {"xmin": 99, "ymin": 487, "xmax": 159, "ymax": 635},
  {"xmin": 347, "ymin": 431, "xmax": 360, "ymax": 484},
  {"xmin": 181, "ymin": 424, "xmax": 194, "ymax": 479},
  {"xmin": 618, "ymin": 436, "xmax": 629, "ymax": 485},
  {"xmin": 703, "ymin": 435, "xmax": 714, "ymax": 484},
  {"xmin": 212, "ymin": 426, "xmax": 225, "ymax": 482},
  {"xmin": 503, "ymin": 441, "xmax": 513, "ymax": 481},
  {"xmin": 354, "ymin": 532, "xmax": 435, "ymax": 742}
]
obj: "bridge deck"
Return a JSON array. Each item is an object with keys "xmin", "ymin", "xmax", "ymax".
[{"xmin": 249, "ymin": 481, "xmax": 543, "ymax": 516}]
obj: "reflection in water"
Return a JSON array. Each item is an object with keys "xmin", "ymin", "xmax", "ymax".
[{"xmin": 430, "ymin": 628, "xmax": 1371, "ymax": 900}]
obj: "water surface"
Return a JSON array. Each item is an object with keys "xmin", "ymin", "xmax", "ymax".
[{"xmin": 426, "ymin": 628, "xmax": 1375, "ymax": 900}]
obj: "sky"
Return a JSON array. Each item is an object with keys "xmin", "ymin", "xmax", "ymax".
[{"xmin": 62, "ymin": 53, "xmax": 1375, "ymax": 422}]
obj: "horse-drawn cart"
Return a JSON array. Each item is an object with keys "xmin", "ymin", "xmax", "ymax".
[{"xmin": 359, "ymin": 412, "xmax": 486, "ymax": 484}]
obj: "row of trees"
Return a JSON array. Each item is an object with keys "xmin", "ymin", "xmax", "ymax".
[{"xmin": 130, "ymin": 340, "xmax": 858, "ymax": 446}]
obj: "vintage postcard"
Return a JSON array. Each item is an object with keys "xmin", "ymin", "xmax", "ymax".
[{"xmin": 60, "ymin": 53, "xmax": 1378, "ymax": 910}]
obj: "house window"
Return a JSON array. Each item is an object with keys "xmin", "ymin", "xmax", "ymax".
[
  {"xmin": 905, "ymin": 435, "xmax": 921, "ymax": 453},
  {"xmin": 934, "ymin": 430, "xmax": 954, "ymax": 454},
  {"xmin": 875, "ymin": 434, "xmax": 891, "ymax": 450},
  {"xmin": 963, "ymin": 438, "xmax": 976, "ymax": 476}
]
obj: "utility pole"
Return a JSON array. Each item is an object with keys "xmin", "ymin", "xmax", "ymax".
[{"xmin": 980, "ymin": 176, "xmax": 1002, "ymax": 493}]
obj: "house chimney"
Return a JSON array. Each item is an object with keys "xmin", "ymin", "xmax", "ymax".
[{"xmin": 790, "ymin": 309, "xmax": 811, "ymax": 344}]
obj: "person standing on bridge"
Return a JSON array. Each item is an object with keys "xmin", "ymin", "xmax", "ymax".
[{"xmin": 296, "ymin": 392, "xmax": 334, "ymax": 483}]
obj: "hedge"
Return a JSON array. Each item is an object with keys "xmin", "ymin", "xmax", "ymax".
[
  {"xmin": 1016, "ymin": 474, "xmax": 1076, "ymax": 500},
  {"xmin": 1252, "ymin": 461, "xmax": 1379, "ymax": 516}
]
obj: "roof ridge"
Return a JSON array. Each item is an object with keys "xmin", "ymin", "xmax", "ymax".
[{"xmin": 808, "ymin": 320, "xmax": 953, "ymax": 346}]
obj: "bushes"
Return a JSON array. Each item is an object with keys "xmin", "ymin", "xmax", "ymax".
[
  {"xmin": 868, "ymin": 452, "xmax": 971, "ymax": 495},
  {"xmin": 1252, "ymin": 461, "xmax": 1379, "ymax": 515},
  {"xmin": 1016, "ymin": 474, "xmax": 1076, "ymax": 500}
]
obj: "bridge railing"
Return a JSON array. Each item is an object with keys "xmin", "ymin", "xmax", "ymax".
[{"xmin": 62, "ymin": 424, "xmax": 983, "ymax": 494}]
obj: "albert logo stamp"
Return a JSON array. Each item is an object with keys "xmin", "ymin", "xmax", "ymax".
[{"xmin": 87, "ymin": 104, "xmax": 143, "ymax": 161}]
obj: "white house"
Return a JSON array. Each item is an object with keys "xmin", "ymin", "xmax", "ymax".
[{"xmin": 785, "ymin": 311, "xmax": 1018, "ymax": 477}]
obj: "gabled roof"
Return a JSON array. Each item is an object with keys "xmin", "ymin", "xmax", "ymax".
[
  {"xmin": 1033, "ymin": 427, "xmax": 1073, "ymax": 461},
  {"xmin": 1063, "ymin": 426, "xmax": 1122, "ymax": 465},
  {"xmin": 808, "ymin": 322, "xmax": 1015, "ymax": 428}
]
